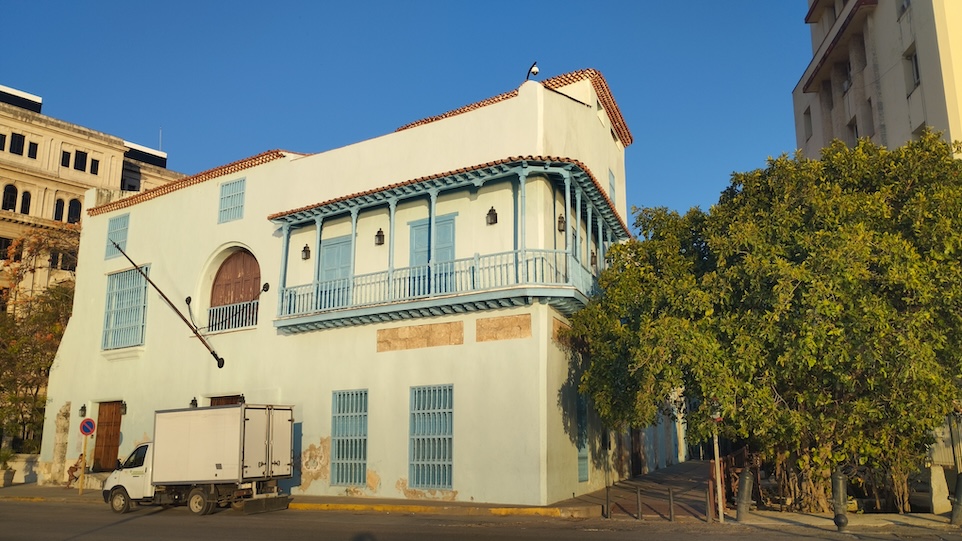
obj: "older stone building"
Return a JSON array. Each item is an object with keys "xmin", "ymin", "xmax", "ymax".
[{"xmin": 0, "ymin": 84, "xmax": 183, "ymax": 305}]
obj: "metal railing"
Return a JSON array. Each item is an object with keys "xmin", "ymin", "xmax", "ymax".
[
  {"xmin": 208, "ymin": 299, "xmax": 259, "ymax": 332},
  {"xmin": 280, "ymin": 249, "xmax": 595, "ymax": 318}
]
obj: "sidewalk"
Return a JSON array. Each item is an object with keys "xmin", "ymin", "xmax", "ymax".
[{"xmin": 0, "ymin": 460, "xmax": 958, "ymax": 531}]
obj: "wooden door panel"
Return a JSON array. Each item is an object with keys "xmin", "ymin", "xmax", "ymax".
[{"xmin": 93, "ymin": 401, "xmax": 122, "ymax": 472}]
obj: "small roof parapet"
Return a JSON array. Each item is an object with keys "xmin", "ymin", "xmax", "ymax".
[
  {"xmin": 124, "ymin": 140, "xmax": 168, "ymax": 169},
  {"xmin": 0, "ymin": 84, "xmax": 42, "ymax": 114}
]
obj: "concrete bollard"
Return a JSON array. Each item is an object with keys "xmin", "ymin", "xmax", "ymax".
[
  {"xmin": 832, "ymin": 469, "xmax": 848, "ymax": 532},
  {"xmin": 736, "ymin": 468, "xmax": 753, "ymax": 522},
  {"xmin": 636, "ymin": 487, "xmax": 642, "ymax": 520},
  {"xmin": 951, "ymin": 475, "xmax": 962, "ymax": 526}
]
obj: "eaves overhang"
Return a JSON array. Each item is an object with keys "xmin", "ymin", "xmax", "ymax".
[{"xmin": 268, "ymin": 157, "xmax": 631, "ymax": 241}]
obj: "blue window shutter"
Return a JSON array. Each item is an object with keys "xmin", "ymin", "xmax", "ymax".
[
  {"xmin": 319, "ymin": 236, "xmax": 352, "ymax": 309},
  {"xmin": 218, "ymin": 178, "xmax": 246, "ymax": 223},
  {"xmin": 410, "ymin": 384, "xmax": 454, "ymax": 489},
  {"xmin": 105, "ymin": 214, "xmax": 130, "ymax": 259}
]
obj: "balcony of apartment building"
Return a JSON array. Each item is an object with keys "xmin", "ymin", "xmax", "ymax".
[
  {"xmin": 267, "ymin": 158, "xmax": 629, "ymax": 334},
  {"xmin": 801, "ymin": 0, "xmax": 877, "ymax": 96}
]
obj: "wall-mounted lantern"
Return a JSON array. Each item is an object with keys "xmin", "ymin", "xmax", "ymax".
[
  {"xmin": 375, "ymin": 228, "xmax": 385, "ymax": 246},
  {"xmin": 190, "ymin": 397, "xmax": 198, "ymax": 408},
  {"xmin": 557, "ymin": 214, "xmax": 566, "ymax": 232},
  {"xmin": 239, "ymin": 394, "xmax": 246, "ymax": 404},
  {"xmin": 120, "ymin": 401, "xmax": 127, "ymax": 415},
  {"xmin": 301, "ymin": 244, "xmax": 311, "ymax": 260},
  {"xmin": 590, "ymin": 251, "xmax": 598, "ymax": 267},
  {"xmin": 486, "ymin": 207, "xmax": 498, "ymax": 225},
  {"xmin": 79, "ymin": 404, "xmax": 86, "ymax": 417}
]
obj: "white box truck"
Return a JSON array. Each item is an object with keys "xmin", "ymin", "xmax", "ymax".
[{"xmin": 102, "ymin": 404, "xmax": 294, "ymax": 515}]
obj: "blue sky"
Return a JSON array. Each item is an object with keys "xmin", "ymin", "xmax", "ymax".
[{"xmin": 1, "ymin": 1, "xmax": 811, "ymax": 223}]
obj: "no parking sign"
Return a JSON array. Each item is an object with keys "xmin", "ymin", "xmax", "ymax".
[{"xmin": 79, "ymin": 418, "xmax": 96, "ymax": 436}]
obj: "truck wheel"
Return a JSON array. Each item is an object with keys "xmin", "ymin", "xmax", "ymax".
[
  {"xmin": 109, "ymin": 488, "xmax": 131, "ymax": 514},
  {"xmin": 187, "ymin": 488, "xmax": 213, "ymax": 515}
]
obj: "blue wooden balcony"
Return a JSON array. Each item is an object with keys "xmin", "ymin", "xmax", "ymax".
[{"xmin": 275, "ymin": 249, "xmax": 596, "ymax": 333}]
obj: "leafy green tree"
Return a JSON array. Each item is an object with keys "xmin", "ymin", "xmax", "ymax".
[
  {"xmin": 0, "ymin": 226, "xmax": 77, "ymax": 452},
  {"xmin": 564, "ymin": 131, "xmax": 962, "ymax": 512}
]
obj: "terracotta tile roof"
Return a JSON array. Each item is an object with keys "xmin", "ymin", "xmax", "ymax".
[
  {"xmin": 88, "ymin": 150, "xmax": 297, "ymax": 216},
  {"xmin": 268, "ymin": 155, "xmax": 630, "ymax": 236},
  {"xmin": 396, "ymin": 68, "xmax": 633, "ymax": 147}
]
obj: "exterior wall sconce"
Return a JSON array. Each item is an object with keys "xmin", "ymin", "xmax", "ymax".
[
  {"xmin": 590, "ymin": 251, "xmax": 598, "ymax": 267},
  {"xmin": 301, "ymin": 244, "xmax": 310, "ymax": 260},
  {"xmin": 239, "ymin": 394, "xmax": 246, "ymax": 404},
  {"xmin": 486, "ymin": 207, "xmax": 498, "ymax": 225},
  {"xmin": 375, "ymin": 228, "xmax": 385, "ymax": 246},
  {"xmin": 557, "ymin": 214, "xmax": 566, "ymax": 233},
  {"xmin": 190, "ymin": 397, "xmax": 198, "ymax": 408},
  {"xmin": 120, "ymin": 401, "xmax": 127, "ymax": 415},
  {"xmin": 79, "ymin": 404, "xmax": 86, "ymax": 417}
]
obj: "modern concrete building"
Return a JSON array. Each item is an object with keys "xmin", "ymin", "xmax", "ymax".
[
  {"xmin": 0, "ymin": 84, "xmax": 183, "ymax": 305},
  {"xmin": 38, "ymin": 69, "xmax": 687, "ymax": 505},
  {"xmin": 792, "ymin": 0, "xmax": 962, "ymax": 156}
]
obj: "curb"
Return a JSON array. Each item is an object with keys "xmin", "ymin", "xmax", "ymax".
[{"xmin": 287, "ymin": 502, "xmax": 600, "ymax": 518}]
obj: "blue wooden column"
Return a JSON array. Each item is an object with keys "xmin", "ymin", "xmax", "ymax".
[
  {"xmin": 313, "ymin": 216, "xmax": 323, "ymax": 282},
  {"xmin": 575, "ymin": 188, "xmax": 583, "ymax": 263},
  {"xmin": 562, "ymin": 171, "xmax": 572, "ymax": 283},
  {"xmin": 518, "ymin": 166, "xmax": 528, "ymax": 282},
  {"xmin": 428, "ymin": 188, "xmax": 438, "ymax": 294},
  {"xmin": 388, "ymin": 198, "xmax": 397, "ymax": 300},
  {"xmin": 277, "ymin": 223, "xmax": 291, "ymax": 316}
]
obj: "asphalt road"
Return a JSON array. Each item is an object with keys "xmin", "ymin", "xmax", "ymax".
[{"xmin": 3, "ymin": 501, "xmax": 962, "ymax": 541}]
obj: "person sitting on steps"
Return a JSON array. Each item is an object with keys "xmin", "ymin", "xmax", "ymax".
[{"xmin": 65, "ymin": 454, "xmax": 84, "ymax": 489}]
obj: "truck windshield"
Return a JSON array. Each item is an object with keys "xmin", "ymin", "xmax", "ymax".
[{"xmin": 122, "ymin": 445, "xmax": 148, "ymax": 469}]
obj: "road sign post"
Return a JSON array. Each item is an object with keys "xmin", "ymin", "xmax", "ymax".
[{"xmin": 78, "ymin": 418, "xmax": 96, "ymax": 495}]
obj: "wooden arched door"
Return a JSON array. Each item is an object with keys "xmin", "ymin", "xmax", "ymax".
[{"xmin": 209, "ymin": 250, "xmax": 261, "ymax": 331}]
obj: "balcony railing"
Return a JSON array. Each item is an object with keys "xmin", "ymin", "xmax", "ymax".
[
  {"xmin": 208, "ymin": 299, "xmax": 260, "ymax": 332},
  {"xmin": 279, "ymin": 249, "xmax": 596, "ymax": 318}
]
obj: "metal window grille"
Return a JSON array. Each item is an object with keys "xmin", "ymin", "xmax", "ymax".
[
  {"xmin": 218, "ymin": 178, "xmax": 246, "ymax": 223},
  {"xmin": 105, "ymin": 214, "xmax": 130, "ymax": 259},
  {"xmin": 410, "ymin": 385, "xmax": 453, "ymax": 489},
  {"xmin": 332, "ymin": 390, "xmax": 368, "ymax": 486},
  {"xmin": 102, "ymin": 267, "xmax": 148, "ymax": 350},
  {"xmin": 577, "ymin": 395, "xmax": 589, "ymax": 482}
]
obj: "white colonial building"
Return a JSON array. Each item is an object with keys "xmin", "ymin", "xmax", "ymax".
[{"xmin": 38, "ymin": 69, "xmax": 686, "ymax": 505}]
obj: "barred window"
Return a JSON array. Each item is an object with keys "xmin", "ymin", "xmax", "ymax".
[
  {"xmin": 105, "ymin": 214, "xmax": 129, "ymax": 259},
  {"xmin": 332, "ymin": 390, "xmax": 368, "ymax": 486},
  {"xmin": 218, "ymin": 178, "xmax": 245, "ymax": 223},
  {"xmin": 410, "ymin": 385, "xmax": 453, "ymax": 489},
  {"xmin": 102, "ymin": 267, "xmax": 149, "ymax": 349}
]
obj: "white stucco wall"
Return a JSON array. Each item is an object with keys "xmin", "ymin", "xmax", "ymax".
[{"xmin": 39, "ymin": 73, "xmax": 649, "ymax": 505}]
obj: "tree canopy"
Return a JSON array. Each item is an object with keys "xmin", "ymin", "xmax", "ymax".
[
  {"xmin": 564, "ymin": 131, "xmax": 962, "ymax": 512},
  {"xmin": 0, "ymin": 226, "xmax": 78, "ymax": 453}
]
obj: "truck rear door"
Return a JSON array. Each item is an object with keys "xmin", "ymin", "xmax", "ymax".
[{"xmin": 242, "ymin": 406, "xmax": 269, "ymax": 479}]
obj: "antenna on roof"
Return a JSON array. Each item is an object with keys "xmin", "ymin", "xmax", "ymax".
[{"xmin": 526, "ymin": 61, "xmax": 539, "ymax": 81}]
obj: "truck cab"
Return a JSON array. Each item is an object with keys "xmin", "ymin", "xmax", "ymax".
[{"xmin": 103, "ymin": 442, "xmax": 155, "ymax": 512}]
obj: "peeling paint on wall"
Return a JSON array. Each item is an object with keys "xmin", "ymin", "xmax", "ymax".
[
  {"xmin": 376, "ymin": 321, "xmax": 464, "ymax": 352},
  {"xmin": 476, "ymin": 314, "xmax": 531, "ymax": 342},
  {"xmin": 341, "ymin": 469, "xmax": 382, "ymax": 496},
  {"xmin": 298, "ymin": 437, "xmax": 330, "ymax": 491},
  {"xmin": 552, "ymin": 317, "xmax": 569, "ymax": 343},
  {"xmin": 395, "ymin": 478, "xmax": 458, "ymax": 501}
]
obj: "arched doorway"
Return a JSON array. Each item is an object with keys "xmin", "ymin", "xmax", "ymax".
[{"xmin": 209, "ymin": 250, "xmax": 261, "ymax": 331}]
